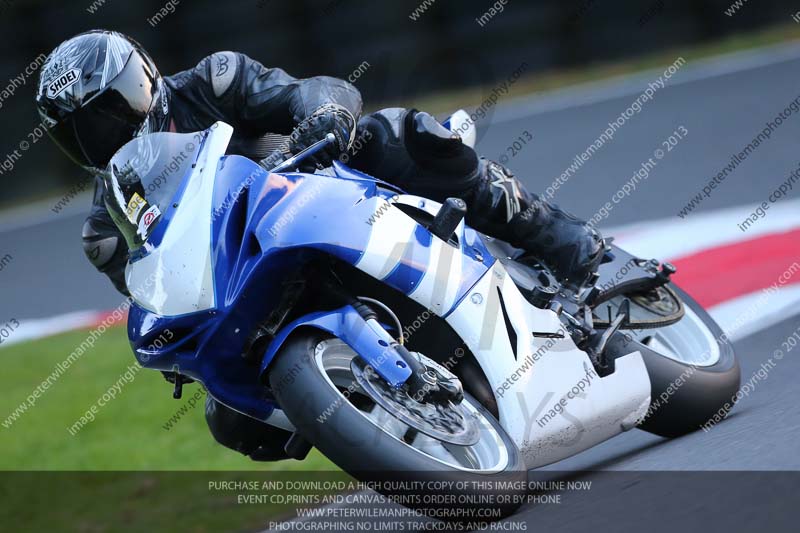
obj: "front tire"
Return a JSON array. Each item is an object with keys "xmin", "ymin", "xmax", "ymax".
[{"xmin": 268, "ymin": 332, "xmax": 527, "ymax": 520}]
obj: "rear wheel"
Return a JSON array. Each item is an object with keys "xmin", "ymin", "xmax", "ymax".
[
  {"xmin": 612, "ymin": 285, "xmax": 741, "ymax": 437},
  {"xmin": 269, "ymin": 333, "xmax": 527, "ymax": 520}
]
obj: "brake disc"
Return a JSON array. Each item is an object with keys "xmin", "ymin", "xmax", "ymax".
[{"xmin": 351, "ymin": 354, "xmax": 480, "ymax": 446}]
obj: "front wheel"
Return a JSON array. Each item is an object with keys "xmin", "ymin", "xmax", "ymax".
[{"xmin": 268, "ymin": 333, "xmax": 527, "ymax": 521}]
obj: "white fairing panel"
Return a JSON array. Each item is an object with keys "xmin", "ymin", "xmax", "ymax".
[
  {"xmin": 126, "ymin": 123, "xmax": 233, "ymax": 316},
  {"xmin": 355, "ymin": 192, "xmax": 652, "ymax": 467},
  {"xmin": 355, "ymin": 197, "xmax": 420, "ymax": 280},
  {"xmin": 354, "ymin": 194, "xmax": 468, "ymax": 316},
  {"xmin": 445, "ymin": 263, "xmax": 652, "ymax": 468}
]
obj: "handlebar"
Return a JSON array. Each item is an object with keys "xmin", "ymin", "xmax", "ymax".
[{"xmin": 259, "ymin": 133, "xmax": 337, "ymax": 173}]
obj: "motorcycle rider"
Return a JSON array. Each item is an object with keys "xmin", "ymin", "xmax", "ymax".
[{"xmin": 36, "ymin": 30, "xmax": 604, "ymax": 461}]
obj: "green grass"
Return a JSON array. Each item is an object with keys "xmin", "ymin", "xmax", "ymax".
[
  {"xmin": 0, "ymin": 327, "xmax": 339, "ymax": 532},
  {"xmin": 0, "ymin": 326, "xmax": 334, "ymax": 471},
  {"xmin": 0, "ymin": 471, "xmax": 351, "ymax": 533}
]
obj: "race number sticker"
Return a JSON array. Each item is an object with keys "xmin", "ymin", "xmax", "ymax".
[
  {"xmin": 125, "ymin": 193, "xmax": 147, "ymax": 223},
  {"xmin": 137, "ymin": 205, "xmax": 161, "ymax": 237}
]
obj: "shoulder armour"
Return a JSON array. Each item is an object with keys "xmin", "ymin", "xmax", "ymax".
[{"xmin": 208, "ymin": 51, "xmax": 238, "ymax": 97}]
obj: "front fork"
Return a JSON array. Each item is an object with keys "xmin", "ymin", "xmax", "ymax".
[
  {"xmin": 328, "ymin": 283, "xmax": 463, "ymax": 403},
  {"xmin": 258, "ymin": 281, "xmax": 462, "ymax": 403}
]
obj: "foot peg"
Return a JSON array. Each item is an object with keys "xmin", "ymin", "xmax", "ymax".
[{"xmin": 587, "ymin": 299, "xmax": 630, "ymax": 376}]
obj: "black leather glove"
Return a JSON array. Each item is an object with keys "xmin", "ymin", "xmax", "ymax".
[{"xmin": 289, "ymin": 104, "xmax": 357, "ymax": 170}]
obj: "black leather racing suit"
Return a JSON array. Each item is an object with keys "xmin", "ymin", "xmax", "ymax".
[
  {"xmin": 81, "ymin": 51, "xmax": 604, "ymax": 461},
  {"xmin": 83, "ymin": 51, "xmax": 364, "ymax": 294}
]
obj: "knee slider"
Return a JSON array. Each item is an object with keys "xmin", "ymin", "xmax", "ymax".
[
  {"xmin": 407, "ymin": 111, "xmax": 479, "ymax": 180},
  {"xmin": 409, "ymin": 111, "xmax": 463, "ymax": 155},
  {"xmin": 82, "ymin": 218, "xmax": 121, "ymax": 271}
]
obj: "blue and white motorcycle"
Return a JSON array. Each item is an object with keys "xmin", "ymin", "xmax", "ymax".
[{"xmin": 106, "ymin": 114, "xmax": 740, "ymax": 517}]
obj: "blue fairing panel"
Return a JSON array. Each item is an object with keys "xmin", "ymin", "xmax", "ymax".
[{"xmin": 127, "ymin": 152, "xmax": 492, "ymax": 422}]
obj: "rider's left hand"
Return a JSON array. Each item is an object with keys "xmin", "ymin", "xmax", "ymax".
[{"xmin": 290, "ymin": 104, "xmax": 356, "ymax": 170}]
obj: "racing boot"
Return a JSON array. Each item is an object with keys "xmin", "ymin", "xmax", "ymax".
[{"xmin": 467, "ymin": 159, "xmax": 606, "ymax": 289}]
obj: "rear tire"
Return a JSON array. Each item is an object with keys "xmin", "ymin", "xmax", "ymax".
[
  {"xmin": 617, "ymin": 285, "xmax": 741, "ymax": 438},
  {"xmin": 268, "ymin": 332, "xmax": 527, "ymax": 521}
]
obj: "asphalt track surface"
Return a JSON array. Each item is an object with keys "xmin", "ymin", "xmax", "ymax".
[{"xmin": 1, "ymin": 42, "xmax": 799, "ymax": 531}]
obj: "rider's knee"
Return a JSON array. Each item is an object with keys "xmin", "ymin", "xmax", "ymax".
[
  {"xmin": 407, "ymin": 111, "xmax": 476, "ymax": 168},
  {"xmin": 82, "ymin": 217, "xmax": 129, "ymax": 295},
  {"xmin": 349, "ymin": 108, "xmax": 414, "ymax": 178},
  {"xmin": 350, "ymin": 108, "xmax": 480, "ymax": 198}
]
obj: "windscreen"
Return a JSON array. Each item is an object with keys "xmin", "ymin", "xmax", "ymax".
[{"xmin": 103, "ymin": 131, "xmax": 201, "ymax": 251}]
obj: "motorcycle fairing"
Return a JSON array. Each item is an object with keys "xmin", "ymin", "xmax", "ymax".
[
  {"xmin": 125, "ymin": 123, "xmax": 653, "ymax": 465},
  {"xmin": 126, "ymin": 123, "xmax": 490, "ymax": 421}
]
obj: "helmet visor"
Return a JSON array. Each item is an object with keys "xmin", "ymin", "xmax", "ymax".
[{"xmin": 46, "ymin": 51, "xmax": 158, "ymax": 172}]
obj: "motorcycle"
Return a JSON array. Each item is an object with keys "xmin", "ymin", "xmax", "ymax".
[{"xmin": 106, "ymin": 114, "xmax": 740, "ymax": 519}]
